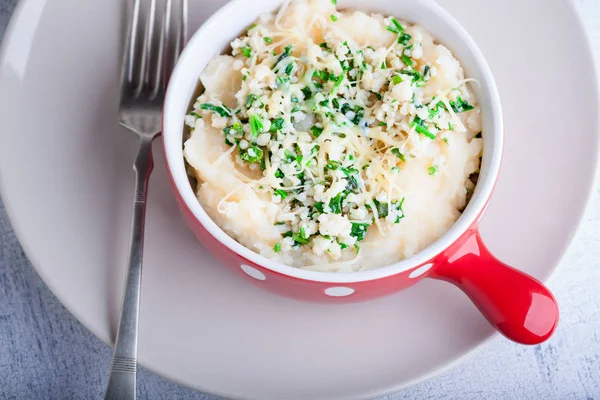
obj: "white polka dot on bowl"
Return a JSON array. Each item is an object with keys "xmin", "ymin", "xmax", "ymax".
[
  {"xmin": 325, "ymin": 287, "xmax": 355, "ymax": 297},
  {"xmin": 240, "ymin": 264, "xmax": 266, "ymax": 281}
]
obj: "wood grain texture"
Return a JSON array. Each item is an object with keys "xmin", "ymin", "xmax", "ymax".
[{"xmin": 0, "ymin": 0, "xmax": 599, "ymax": 399}]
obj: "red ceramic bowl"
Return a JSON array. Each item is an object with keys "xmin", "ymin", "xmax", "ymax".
[{"xmin": 163, "ymin": 0, "xmax": 559, "ymax": 345}]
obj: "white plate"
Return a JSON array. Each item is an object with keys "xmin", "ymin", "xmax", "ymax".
[{"xmin": 0, "ymin": 0, "xmax": 597, "ymax": 399}]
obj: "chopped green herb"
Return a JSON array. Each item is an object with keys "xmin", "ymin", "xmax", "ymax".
[
  {"xmin": 190, "ymin": 111, "xmax": 202, "ymax": 119},
  {"xmin": 300, "ymin": 226, "xmax": 309, "ymax": 239},
  {"xmin": 329, "ymin": 191, "xmax": 349, "ymax": 214},
  {"xmin": 245, "ymin": 94, "xmax": 258, "ymax": 109},
  {"xmin": 400, "ymin": 69, "xmax": 421, "ymax": 82},
  {"xmin": 311, "ymin": 125, "xmax": 324, "ymax": 138},
  {"xmin": 340, "ymin": 59, "xmax": 351, "ymax": 71},
  {"xmin": 340, "ymin": 102, "xmax": 351, "ymax": 114},
  {"xmin": 241, "ymin": 146, "xmax": 263, "ymax": 163},
  {"xmin": 401, "ymin": 54, "xmax": 413, "ymax": 67},
  {"xmin": 292, "ymin": 227, "xmax": 310, "ymax": 245},
  {"xmin": 274, "ymin": 189, "xmax": 289, "ymax": 199},
  {"xmin": 331, "ymin": 74, "xmax": 345, "ymax": 94},
  {"xmin": 386, "ymin": 18, "xmax": 404, "ymax": 34},
  {"xmin": 331, "ymin": 0, "xmax": 337, "ymax": 4},
  {"xmin": 247, "ymin": 23, "xmax": 257, "ymax": 31},
  {"xmin": 351, "ymin": 105, "xmax": 364, "ymax": 125},
  {"xmin": 428, "ymin": 104, "xmax": 441, "ymax": 120},
  {"xmin": 450, "ymin": 96, "xmax": 475, "ymax": 113},
  {"xmin": 350, "ymin": 222, "xmax": 370, "ymax": 241},
  {"xmin": 398, "ymin": 33, "xmax": 412, "ymax": 45},
  {"xmin": 276, "ymin": 76, "xmax": 289, "ymax": 87},
  {"xmin": 284, "ymin": 149, "xmax": 295, "ymax": 163},
  {"xmin": 411, "ymin": 116, "xmax": 436, "ymax": 139},
  {"xmin": 274, "ymin": 169, "xmax": 284, "ymax": 179},
  {"xmin": 314, "ymin": 202, "xmax": 325, "ymax": 213},
  {"xmin": 372, "ymin": 199, "xmax": 389, "ymax": 218},
  {"xmin": 393, "ymin": 198, "xmax": 406, "ymax": 223},
  {"xmin": 414, "ymin": 123, "xmax": 435, "ymax": 139},
  {"xmin": 311, "ymin": 145, "xmax": 320, "ymax": 157},
  {"xmin": 200, "ymin": 103, "xmax": 231, "ymax": 118},
  {"xmin": 249, "ymin": 114, "xmax": 264, "ymax": 138},
  {"xmin": 223, "ymin": 122, "xmax": 243, "ymax": 137},
  {"xmin": 270, "ymin": 118, "xmax": 285, "ymax": 133},
  {"xmin": 391, "ymin": 17, "xmax": 405, "ymax": 32},
  {"xmin": 391, "ymin": 148, "xmax": 407, "ymax": 162},
  {"xmin": 260, "ymin": 155, "xmax": 266, "ymax": 172},
  {"xmin": 341, "ymin": 168, "xmax": 359, "ymax": 191},
  {"xmin": 330, "ymin": 14, "xmax": 338, "ymax": 22},
  {"xmin": 241, "ymin": 47, "xmax": 252, "ymax": 58},
  {"xmin": 428, "ymin": 166, "xmax": 438, "ymax": 175},
  {"xmin": 284, "ymin": 62, "xmax": 294, "ymax": 75},
  {"xmin": 273, "ymin": 45, "xmax": 292, "ymax": 70},
  {"xmin": 423, "ymin": 65, "xmax": 431, "ymax": 81},
  {"xmin": 386, "ymin": 25, "xmax": 400, "ymax": 34},
  {"xmin": 340, "ymin": 167, "xmax": 359, "ymax": 176},
  {"xmin": 313, "ymin": 70, "xmax": 331, "ymax": 81},
  {"xmin": 392, "ymin": 75, "xmax": 403, "ymax": 85},
  {"xmin": 301, "ymin": 87, "xmax": 312, "ymax": 100},
  {"xmin": 273, "ymin": 243, "xmax": 281, "ymax": 253},
  {"xmin": 263, "ymin": 37, "xmax": 273, "ymax": 44},
  {"xmin": 326, "ymin": 160, "xmax": 340, "ymax": 170},
  {"xmin": 242, "ymin": 73, "xmax": 248, "ymax": 81}
]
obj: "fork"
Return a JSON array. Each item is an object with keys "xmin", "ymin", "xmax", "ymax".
[{"xmin": 104, "ymin": 0, "xmax": 187, "ymax": 399}]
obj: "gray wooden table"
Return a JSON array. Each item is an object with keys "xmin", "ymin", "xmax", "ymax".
[{"xmin": 1, "ymin": 0, "xmax": 600, "ymax": 399}]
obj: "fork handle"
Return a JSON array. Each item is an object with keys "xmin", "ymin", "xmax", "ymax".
[{"xmin": 105, "ymin": 137, "xmax": 154, "ymax": 400}]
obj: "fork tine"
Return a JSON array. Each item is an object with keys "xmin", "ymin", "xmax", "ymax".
[
  {"xmin": 160, "ymin": 0, "xmax": 187, "ymax": 89},
  {"xmin": 175, "ymin": 0, "xmax": 188, "ymax": 65},
  {"xmin": 149, "ymin": 0, "xmax": 168, "ymax": 97},
  {"xmin": 140, "ymin": 0, "xmax": 158, "ymax": 94},
  {"xmin": 156, "ymin": 0, "xmax": 172, "ymax": 94},
  {"xmin": 121, "ymin": 0, "xmax": 141, "ymax": 88}
]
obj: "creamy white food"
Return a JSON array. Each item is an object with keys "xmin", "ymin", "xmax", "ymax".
[{"xmin": 183, "ymin": 0, "xmax": 483, "ymax": 272}]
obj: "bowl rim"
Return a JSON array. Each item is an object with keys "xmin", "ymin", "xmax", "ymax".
[{"xmin": 163, "ymin": 0, "xmax": 504, "ymax": 284}]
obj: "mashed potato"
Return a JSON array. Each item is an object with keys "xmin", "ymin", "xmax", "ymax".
[{"xmin": 184, "ymin": 0, "xmax": 483, "ymax": 272}]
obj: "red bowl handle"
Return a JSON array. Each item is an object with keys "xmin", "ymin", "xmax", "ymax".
[{"xmin": 430, "ymin": 229, "xmax": 559, "ymax": 345}]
